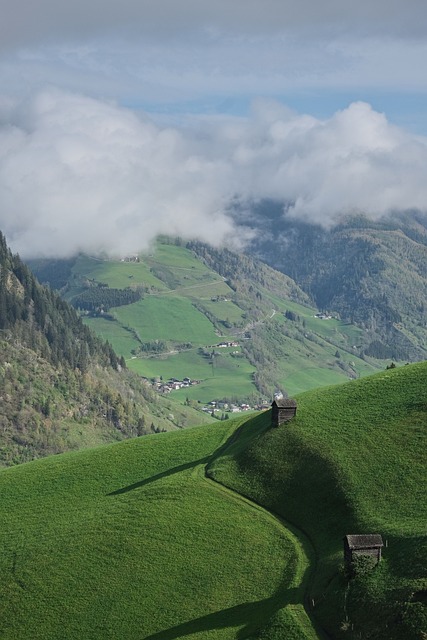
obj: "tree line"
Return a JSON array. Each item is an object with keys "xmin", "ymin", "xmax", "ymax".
[{"xmin": 0, "ymin": 231, "xmax": 124, "ymax": 373}]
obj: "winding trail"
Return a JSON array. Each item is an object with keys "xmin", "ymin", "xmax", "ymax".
[{"xmin": 192, "ymin": 422, "xmax": 323, "ymax": 639}]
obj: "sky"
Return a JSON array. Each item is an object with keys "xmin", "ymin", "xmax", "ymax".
[{"xmin": 1, "ymin": 0, "xmax": 427, "ymax": 257}]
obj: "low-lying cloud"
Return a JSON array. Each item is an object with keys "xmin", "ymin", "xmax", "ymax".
[{"xmin": 1, "ymin": 89, "xmax": 427, "ymax": 258}]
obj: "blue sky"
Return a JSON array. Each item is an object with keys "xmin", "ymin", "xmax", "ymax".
[
  {"xmin": 1, "ymin": 0, "xmax": 427, "ymax": 131},
  {"xmin": 1, "ymin": 0, "xmax": 427, "ymax": 257}
]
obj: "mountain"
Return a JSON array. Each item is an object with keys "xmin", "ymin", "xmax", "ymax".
[
  {"xmin": 29, "ymin": 238, "xmax": 384, "ymax": 405},
  {"xmin": 0, "ymin": 362, "xmax": 424, "ymax": 639},
  {"xmin": 0, "ymin": 232, "xmax": 210, "ymax": 466},
  {"xmin": 234, "ymin": 204, "xmax": 427, "ymax": 362}
]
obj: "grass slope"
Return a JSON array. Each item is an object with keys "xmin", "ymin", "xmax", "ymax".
[
  {"xmin": 113, "ymin": 296, "xmax": 219, "ymax": 344},
  {"xmin": 0, "ymin": 419, "xmax": 318, "ymax": 640},
  {"xmin": 208, "ymin": 362, "xmax": 427, "ymax": 639},
  {"xmin": 56, "ymin": 241, "xmax": 382, "ymax": 405}
]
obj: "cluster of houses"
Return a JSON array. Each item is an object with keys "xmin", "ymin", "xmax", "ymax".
[
  {"xmin": 152, "ymin": 377, "xmax": 201, "ymax": 394},
  {"xmin": 149, "ymin": 376, "xmax": 270, "ymax": 414},
  {"xmin": 206, "ymin": 341, "xmax": 239, "ymax": 349},
  {"xmin": 201, "ymin": 400, "xmax": 271, "ymax": 415}
]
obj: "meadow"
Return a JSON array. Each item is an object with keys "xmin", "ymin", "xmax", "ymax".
[
  {"xmin": 73, "ymin": 241, "xmax": 383, "ymax": 406},
  {"xmin": 0, "ymin": 362, "xmax": 424, "ymax": 639},
  {"xmin": 69, "ymin": 254, "xmax": 168, "ymax": 291},
  {"xmin": 113, "ymin": 296, "xmax": 219, "ymax": 344},
  {"xmin": 209, "ymin": 361, "xmax": 427, "ymax": 638},
  {"xmin": 130, "ymin": 348, "xmax": 256, "ymax": 403},
  {"xmin": 0, "ymin": 419, "xmax": 319, "ymax": 640}
]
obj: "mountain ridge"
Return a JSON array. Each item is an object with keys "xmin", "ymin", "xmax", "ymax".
[{"xmin": 236, "ymin": 205, "xmax": 427, "ymax": 361}]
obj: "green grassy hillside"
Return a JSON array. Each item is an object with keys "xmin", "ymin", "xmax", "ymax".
[
  {"xmin": 31, "ymin": 239, "xmax": 383, "ymax": 405},
  {"xmin": 0, "ymin": 419, "xmax": 319, "ymax": 640},
  {"xmin": 208, "ymin": 361, "xmax": 427, "ymax": 639},
  {"xmin": 0, "ymin": 361, "xmax": 424, "ymax": 639}
]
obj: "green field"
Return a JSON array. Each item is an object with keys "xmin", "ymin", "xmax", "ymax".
[
  {"xmin": 83, "ymin": 316, "xmax": 138, "ymax": 357},
  {"xmin": 71, "ymin": 254, "xmax": 168, "ymax": 290},
  {"xmin": 113, "ymin": 296, "xmax": 219, "ymax": 344},
  {"xmin": 281, "ymin": 366, "xmax": 349, "ymax": 395},
  {"xmin": 69, "ymin": 241, "xmax": 384, "ymax": 406},
  {"xmin": 0, "ymin": 362, "xmax": 425, "ymax": 638},
  {"xmin": 128, "ymin": 348, "xmax": 256, "ymax": 403},
  {"xmin": 199, "ymin": 299, "xmax": 246, "ymax": 324},
  {"xmin": 0, "ymin": 419, "xmax": 318, "ymax": 640},
  {"xmin": 209, "ymin": 361, "xmax": 427, "ymax": 638},
  {"xmin": 263, "ymin": 293, "xmax": 367, "ymax": 353}
]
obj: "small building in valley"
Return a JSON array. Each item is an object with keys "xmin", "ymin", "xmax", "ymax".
[
  {"xmin": 271, "ymin": 398, "xmax": 297, "ymax": 426},
  {"xmin": 343, "ymin": 534, "xmax": 384, "ymax": 565}
]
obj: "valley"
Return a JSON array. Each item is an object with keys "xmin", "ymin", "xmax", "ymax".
[
  {"xmin": 0, "ymin": 228, "xmax": 425, "ymax": 638},
  {"xmin": 32, "ymin": 239, "xmax": 383, "ymax": 413}
]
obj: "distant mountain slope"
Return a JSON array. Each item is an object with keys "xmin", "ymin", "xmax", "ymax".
[
  {"xmin": 0, "ymin": 232, "xmax": 209, "ymax": 466},
  {"xmin": 208, "ymin": 361, "xmax": 427, "ymax": 639},
  {"xmin": 236, "ymin": 205, "xmax": 427, "ymax": 361},
  {"xmin": 29, "ymin": 238, "xmax": 383, "ymax": 402}
]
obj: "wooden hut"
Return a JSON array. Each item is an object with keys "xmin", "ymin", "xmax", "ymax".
[
  {"xmin": 271, "ymin": 398, "xmax": 297, "ymax": 426},
  {"xmin": 343, "ymin": 534, "xmax": 384, "ymax": 565}
]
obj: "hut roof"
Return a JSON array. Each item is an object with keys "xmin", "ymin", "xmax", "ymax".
[
  {"xmin": 344, "ymin": 534, "xmax": 384, "ymax": 549},
  {"xmin": 272, "ymin": 398, "xmax": 297, "ymax": 408}
]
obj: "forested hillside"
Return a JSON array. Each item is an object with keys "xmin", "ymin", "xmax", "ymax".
[
  {"xmin": 235, "ymin": 205, "xmax": 427, "ymax": 361},
  {"xmin": 0, "ymin": 232, "xmax": 209, "ymax": 466}
]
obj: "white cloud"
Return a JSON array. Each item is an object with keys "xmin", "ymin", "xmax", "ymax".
[
  {"xmin": 0, "ymin": 90, "xmax": 236, "ymax": 257},
  {"xmin": 1, "ymin": 90, "xmax": 427, "ymax": 257}
]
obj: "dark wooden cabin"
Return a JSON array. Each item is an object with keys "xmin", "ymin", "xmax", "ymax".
[
  {"xmin": 271, "ymin": 398, "xmax": 297, "ymax": 426},
  {"xmin": 344, "ymin": 534, "xmax": 384, "ymax": 565}
]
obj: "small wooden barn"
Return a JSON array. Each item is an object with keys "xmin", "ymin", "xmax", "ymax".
[
  {"xmin": 343, "ymin": 534, "xmax": 384, "ymax": 565},
  {"xmin": 271, "ymin": 398, "xmax": 297, "ymax": 426}
]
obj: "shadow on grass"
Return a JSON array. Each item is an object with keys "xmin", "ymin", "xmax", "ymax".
[
  {"xmin": 143, "ymin": 588, "xmax": 301, "ymax": 640},
  {"xmin": 107, "ymin": 456, "xmax": 211, "ymax": 495},
  {"xmin": 108, "ymin": 413, "xmax": 269, "ymax": 497},
  {"xmin": 108, "ymin": 414, "xmax": 316, "ymax": 639}
]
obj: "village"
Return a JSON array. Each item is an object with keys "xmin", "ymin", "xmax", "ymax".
[
  {"xmin": 145, "ymin": 339, "xmax": 270, "ymax": 415},
  {"xmin": 150, "ymin": 375, "xmax": 271, "ymax": 414},
  {"xmin": 148, "ymin": 365, "xmax": 281, "ymax": 416}
]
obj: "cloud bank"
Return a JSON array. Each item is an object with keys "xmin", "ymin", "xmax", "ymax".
[{"xmin": 1, "ymin": 89, "xmax": 427, "ymax": 258}]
